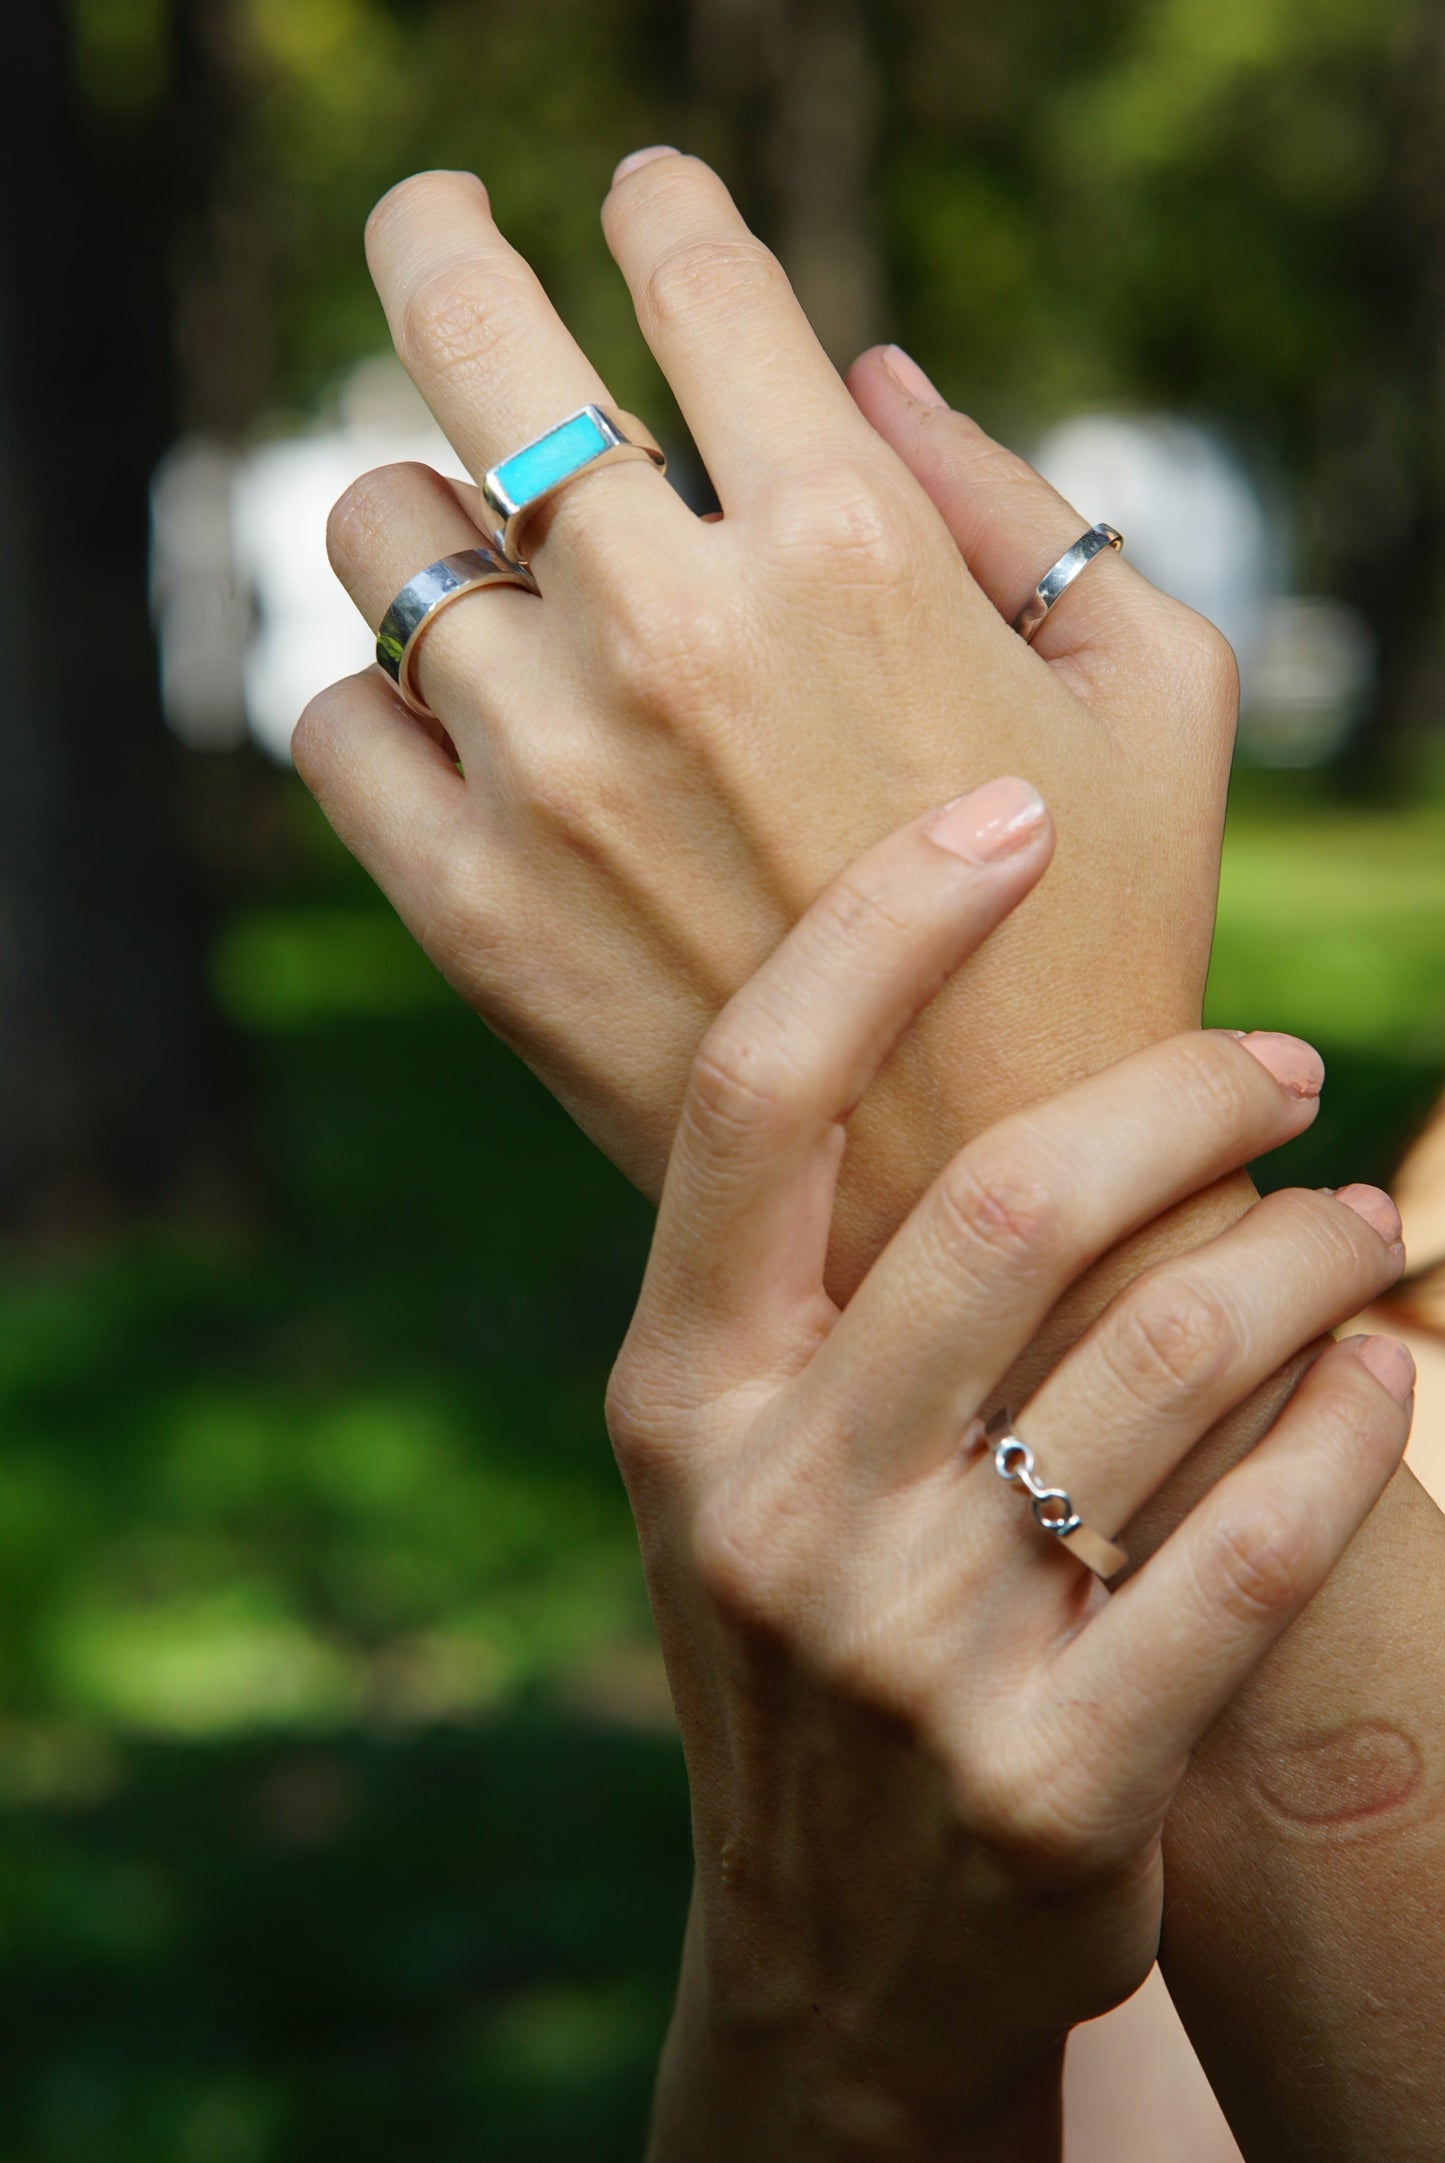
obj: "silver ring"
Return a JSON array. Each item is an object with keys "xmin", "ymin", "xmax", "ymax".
[
  {"xmin": 985, "ymin": 1410, "xmax": 1128, "ymax": 1581},
  {"xmin": 481, "ymin": 405, "xmax": 666, "ymax": 562},
  {"xmin": 376, "ymin": 547, "xmax": 539, "ymax": 720},
  {"xmin": 1011, "ymin": 523, "xmax": 1123, "ymax": 644}
]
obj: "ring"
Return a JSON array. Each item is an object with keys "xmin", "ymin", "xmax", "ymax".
[
  {"xmin": 984, "ymin": 1410, "xmax": 1128, "ymax": 1581},
  {"xmin": 482, "ymin": 405, "xmax": 666, "ymax": 561},
  {"xmin": 376, "ymin": 547, "xmax": 539, "ymax": 720},
  {"xmin": 1011, "ymin": 523, "xmax": 1124, "ymax": 644}
]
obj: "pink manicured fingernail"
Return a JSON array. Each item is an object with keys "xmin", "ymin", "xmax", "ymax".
[
  {"xmin": 1234, "ymin": 1031, "xmax": 1325, "ymax": 1099},
  {"xmin": 1333, "ymin": 1183, "xmax": 1404, "ymax": 1247},
  {"xmin": 612, "ymin": 145, "xmax": 680, "ymax": 185},
  {"xmin": 928, "ymin": 777, "xmax": 1047, "ymax": 864},
  {"xmin": 882, "ymin": 345, "xmax": 947, "ymax": 407},
  {"xmin": 1344, "ymin": 1333, "xmax": 1416, "ymax": 1403}
]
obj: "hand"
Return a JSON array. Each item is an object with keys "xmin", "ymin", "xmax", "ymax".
[
  {"xmin": 618, "ymin": 786, "xmax": 1412, "ymax": 2161},
  {"xmin": 297, "ymin": 152, "xmax": 1238, "ymax": 1288}
]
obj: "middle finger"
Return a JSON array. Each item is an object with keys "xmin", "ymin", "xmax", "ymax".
[
  {"xmin": 365, "ymin": 169, "xmax": 694, "ymax": 575},
  {"xmin": 1015, "ymin": 1181, "xmax": 1406, "ymax": 1543}
]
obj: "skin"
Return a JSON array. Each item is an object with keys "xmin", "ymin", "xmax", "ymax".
[
  {"xmin": 616, "ymin": 788, "xmax": 1412, "ymax": 2160},
  {"xmin": 295, "ymin": 150, "xmax": 1445, "ymax": 2157}
]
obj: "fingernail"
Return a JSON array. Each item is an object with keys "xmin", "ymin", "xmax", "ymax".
[
  {"xmin": 928, "ymin": 777, "xmax": 1047, "ymax": 864},
  {"xmin": 1344, "ymin": 1333, "xmax": 1416, "ymax": 1403},
  {"xmin": 1333, "ymin": 1183, "xmax": 1404, "ymax": 1248},
  {"xmin": 1234, "ymin": 1031, "xmax": 1325, "ymax": 1100},
  {"xmin": 882, "ymin": 344, "xmax": 947, "ymax": 408},
  {"xmin": 612, "ymin": 145, "xmax": 680, "ymax": 185}
]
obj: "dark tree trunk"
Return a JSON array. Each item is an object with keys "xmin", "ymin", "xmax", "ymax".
[
  {"xmin": 689, "ymin": 0, "xmax": 883, "ymax": 367},
  {"xmin": 1326, "ymin": 6, "xmax": 1445, "ymax": 788},
  {"xmin": 0, "ymin": 0, "xmax": 242, "ymax": 1234}
]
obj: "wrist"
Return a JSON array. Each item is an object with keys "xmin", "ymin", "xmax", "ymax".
[{"xmin": 649, "ymin": 1902, "xmax": 1064, "ymax": 2163}]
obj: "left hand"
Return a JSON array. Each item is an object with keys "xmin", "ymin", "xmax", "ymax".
[
  {"xmin": 612, "ymin": 784, "xmax": 1411, "ymax": 2159},
  {"xmin": 297, "ymin": 153, "xmax": 1239, "ymax": 1292}
]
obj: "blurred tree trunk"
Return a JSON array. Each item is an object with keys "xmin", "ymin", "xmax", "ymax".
[
  {"xmin": 1325, "ymin": 7, "xmax": 1445, "ymax": 786},
  {"xmin": 0, "ymin": 0, "xmax": 242, "ymax": 1234},
  {"xmin": 688, "ymin": 0, "xmax": 883, "ymax": 367}
]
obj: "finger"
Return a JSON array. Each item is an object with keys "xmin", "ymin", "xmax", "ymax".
[
  {"xmin": 1060, "ymin": 1333, "xmax": 1414, "ymax": 1823},
  {"xmin": 637, "ymin": 779, "xmax": 1055, "ymax": 1369},
  {"xmin": 808, "ymin": 1030, "xmax": 1327, "ymax": 1479},
  {"xmin": 364, "ymin": 170, "xmax": 693, "ymax": 574},
  {"xmin": 291, "ymin": 666, "xmax": 477, "ymax": 937},
  {"xmin": 325, "ymin": 460, "xmax": 539, "ymax": 735},
  {"xmin": 1017, "ymin": 1183, "xmax": 1407, "ymax": 1540},
  {"xmin": 846, "ymin": 345, "xmax": 1150, "ymax": 663},
  {"xmin": 603, "ymin": 151, "xmax": 885, "ymax": 504}
]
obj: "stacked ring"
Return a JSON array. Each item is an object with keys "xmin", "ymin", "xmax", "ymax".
[
  {"xmin": 481, "ymin": 404, "xmax": 667, "ymax": 561},
  {"xmin": 376, "ymin": 546, "xmax": 539, "ymax": 720},
  {"xmin": 985, "ymin": 1409, "xmax": 1128, "ymax": 1581}
]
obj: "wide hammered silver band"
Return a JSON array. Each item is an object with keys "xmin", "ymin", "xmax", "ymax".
[
  {"xmin": 482, "ymin": 404, "xmax": 667, "ymax": 562},
  {"xmin": 985, "ymin": 1410, "xmax": 1128, "ymax": 1581},
  {"xmin": 376, "ymin": 546, "xmax": 539, "ymax": 720},
  {"xmin": 1012, "ymin": 523, "xmax": 1123, "ymax": 644}
]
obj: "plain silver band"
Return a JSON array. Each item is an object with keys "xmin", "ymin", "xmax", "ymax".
[
  {"xmin": 376, "ymin": 547, "xmax": 538, "ymax": 720},
  {"xmin": 1012, "ymin": 523, "xmax": 1123, "ymax": 644},
  {"xmin": 984, "ymin": 1410, "xmax": 1128, "ymax": 1581}
]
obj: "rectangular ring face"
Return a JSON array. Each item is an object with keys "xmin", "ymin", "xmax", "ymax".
[{"xmin": 491, "ymin": 408, "xmax": 611, "ymax": 512}]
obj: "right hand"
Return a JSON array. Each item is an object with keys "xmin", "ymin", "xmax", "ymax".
[
  {"xmin": 612, "ymin": 784, "xmax": 1413, "ymax": 2158},
  {"xmin": 297, "ymin": 153, "xmax": 1240, "ymax": 1286}
]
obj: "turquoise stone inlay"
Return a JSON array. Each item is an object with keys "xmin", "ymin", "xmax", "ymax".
[{"xmin": 493, "ymin": 409, "xmax": 611, "ymax": 509}]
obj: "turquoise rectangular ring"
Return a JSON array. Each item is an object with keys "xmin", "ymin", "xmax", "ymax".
[{"xmin": 481, "ymin": 404, "xmax": 666, "ymax": 561}]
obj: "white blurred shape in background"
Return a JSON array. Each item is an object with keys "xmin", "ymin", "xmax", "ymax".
[
  {"xmin": 1032, "ymin": 413, "xmax": 1374, "ymax": 766},
  {"xmin": 150, "ymin": 372, "xmax": 1375, "ymax": 768},
  {"xmin": 152, "ymin": 357, "xmax": 457, "ymax": 761}
]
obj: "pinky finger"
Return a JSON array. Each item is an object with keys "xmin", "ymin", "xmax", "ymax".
[
  {"xmin": 292, "ymin": 666, "xmax": 470, "ymax": 932},
  {"xmin": 1063, "ymin": 1335, "xmax": 1414, "ymax": 1808}
]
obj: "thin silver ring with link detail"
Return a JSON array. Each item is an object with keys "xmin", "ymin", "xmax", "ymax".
[
  {"xmin": 1012, "ymin": 523, "xmax": 1124, "ymax": 644},
  {"xmin": 984, "ymin": 1410, "xmax": 1129, "ymax": 1581},
  {"xmin": 376, "ymin": 546, "xmax": 539, "ymax": 721}
]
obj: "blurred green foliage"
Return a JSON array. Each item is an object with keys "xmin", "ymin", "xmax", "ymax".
[
  {"xmin": 11, "ymin": 0, "xmax": 1445, "ymax": 2152},
  {"xmin": 2, "ymin": 782, "xmax": 1442, "ymax": 2158}
]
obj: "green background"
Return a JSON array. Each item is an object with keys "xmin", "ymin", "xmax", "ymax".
[{"xmin": 3, "ymin": 0, "xmax": 1445, "ymax": 2153}]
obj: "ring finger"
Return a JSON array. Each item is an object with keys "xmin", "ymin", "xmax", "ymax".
[
  {"xmin": 1011, "ymin": 1181, "xmax": 1406, "ymax": 1547},
  {"xmin": 325, "ymin": 459, "xmax": 539, "ymax": 737}
]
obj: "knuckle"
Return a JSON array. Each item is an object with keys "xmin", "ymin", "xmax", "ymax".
[
  {"xmin": 928, "ymin": 1145, "xmax": 1062, "ymax": 1285},
  {"xmin": 508, "ymin": 736, "xmax": 609, "ymax": 857},
  {"xmin": 811, "ymin": 868, "xmax": 915, "ymax": 960},
  {"xmin": 1166, "ymin": 1035, "xmax": 1262, "ymax": 1146},
  {"xmin": 326, "ymin": 462, "xmax": 430, "ymax": 571},
  {"xmin": 764, "ymin": 459, "xmax": 921, "ymax": 592},
  {"xmin": 290, "ymin": 682, "xmax": 348, "ymax": 787},
  {"xmin": 1108, "ymin": 1273, "xmax": 1239, "ymax": 1404},
  {"xmin": 603, "ymin": 1341, "xmax": 677, "ymax": 1479},
  {"xmin": 969, "ymin": 1753, "xmax": 1104, "ymax": 1878},
  {"xmin": 686, "ymin": 1012, "xmax": 798, "ymax": 1148},
  {"xmin": 641, "ymin": 232, "xmax": 787, "ymax": 335},
  {"xmin": 1206, "ymin": 1499, "xmax": 1310, "ymax": 1626},
  {"xmin": 399, "ymin": 255, "xmax": 526, "ymax": 379},
  {"xmin": 691, "ymin": 1483, "xmax": 787, "ymax": 1625},
  {"xmin": 825, "ymin": 1624, "xmax": 934, "ymax": 1728},
  {"xmin": 419, "ymin": 840, "xmax": 495, "ymax": 970},
  {"xmin": 594, "ymin": 571, "xmax": 728, "ymax": 717},
  {"xmin": 1177, "ymin": 607, "xmax": 1241, "ymax": 710},
  {"xmin": 365, "ymin": 168, "xmax": 483, "ymax": 247}
]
